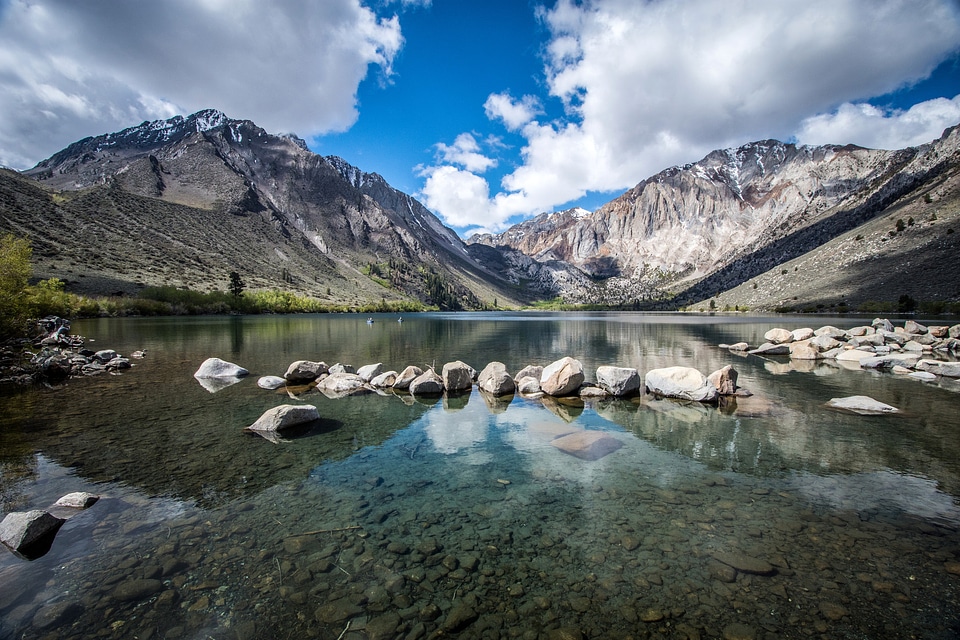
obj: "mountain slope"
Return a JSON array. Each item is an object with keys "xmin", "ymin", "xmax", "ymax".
[
  {"xmin": 9, "ymin": 110, "xmax": 524, "ymax": 308},
  {"xmin": 471, "ymin": 126, "xmax": 960, "ymax": 308}
]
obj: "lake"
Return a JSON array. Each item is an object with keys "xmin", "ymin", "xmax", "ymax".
[{"xmin": 1, "ymin": 312, "xmax": 959, "ymax": 639}]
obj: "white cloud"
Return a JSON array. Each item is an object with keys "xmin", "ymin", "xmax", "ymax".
[
  {"xmin": 418, "ymin": 165, "xmax": 494, "ymax": 228},
  {"xmin": 484, "ymin": 93, "xmax": 542, "ymax": 131},
  {"xmin": 796, "ymin": 95, "xmax": 960, "ymax": 150},
  {"xmin": 423, "ymin": 0, "xmax": 960, "ymax": 233},
  {"xmin": 435, "ymin": 133, "xmax": 497, "ymax": 173},
  {"xmin": 0, "ymin": 0, "xmax": 402, "ymax": 169}
]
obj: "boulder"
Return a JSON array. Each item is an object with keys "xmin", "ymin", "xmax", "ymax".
[
  {"xmin": 789, "ymin": 341, "xmax": 821, "ymax": 361},
  {"xmin": 929, "ymin": 326, "xmax": 950, "ymax": 339},
  {"xmin": 393, "ymin": 365, "xmax": 423, "ymax": 390},
  {"xmin": 370, "ymin": 371, "xmax": 398, "ymax": 388},
  {"xmin": 410, "ymin": 369, "xmax": 444, "ymax": 395},
  {"xmin": 245, "ymin": 404, "xmax": 319, "ymax": 434},
  {"xmin": 442, "ymin": 361, "xmax": 475, "ymax": 392},
  {"xmin": 54, "ymin": 492, "xmax": 99, "ymax": 509},
  {"xmin": 328, "ymin": 363, "xmax": 356, "ymax": 375},
  {"xmin": 105, "ymin": 357, "xmax": 131, "ymax": 371},
  {"xmin": 514, "ymin": 365, "xmax": 544, "ymax": 382},
  {"xmin": 791, "ymin": 328, "xmax": 815, "ymax": 342},
  {"xmin": 904, "ymin": 320, "xmax": 927, "ymax": 335},
  {"xmin": 194, "ymin": 357, "xmax": 249, "ymax": 379},
  {"xmin": 356, "ymin": 363, "xmax": 383, "ymax": 383},
  {"xmin": 847, "ymin": 326, "xmax": 873, "ymax": 337},
  {"xmin": 645, "ymin": 366, "xmax": 718, "ymax": 403},
  {"xmin": 540, "ymin": 357, "xmax": 585, "ymax": 396},
  {"xmin": 316, "ymin": 372, "xmax": 366, "ymax": 395},
  {"xmin": 764, "ymin": 328, "xmax": 794, "ymax": 344},
  {"xmin": 877, "ymin": 330, "xmax": 906, "ymax": 345},
  {"xmin": 93, "ymin": 349, "xmax": 119, "ymax": 363},
  {"xmin": 706, "ymin": 365, "xmax": 738, "ymax": 395},
  {"xmin": 747, "ymin": 342, "xmax": 790, "ymax": 356},
  {"xmin": 284, "ymin": 360, "xmax": 328, "ymax": 383},
  {"xmin": 902, "ymin": 340, "xmax": 927, "ymax": 353},
  {"xmin": 852, "ymin": 333, "xmax": 884, "ymax": 347},
  {"xmin": 909, "ymin": 371, "xmax": 938, "ymax": 382},
  {"xmin": 826, "ymin": 395, "xmax": 899, "ymax": 415},
  {"xmin": 915, "ymin": 359, "xmax": 960, "ymax": 378},
  {"xmin": 811, "ymin": 334, "xmax": 842, "ymax": 351},
  {"xmin": 579, "ymin": 385, "xmax": 608, "ymax": 398},
  {"xmin": 516, "ymin": 376, "xmax": 542, "ymax": 395},
  {"xmin": 257, "ymin": 375, "xmax": 287, "ymax": 390},
  {"xmin": 727, "ymin": 342, "xmax": 750, "ymax": 351},
  {"xmin": 0, "ymin": 510, "xmax": 66, "ymax": 559},
  {"xmin": 596, "ymin": 366, "xmax": 641, "ymax": 397},
  {"xmin": 859, "ymin": 354, "xmax": 921, "ymax": 370},
  {"xmin": 550, "ymin": 431, "xmax": 623, "ymax": 461},
  {"xmin": 477, "ymin": 362, "xmax": 516, "ymax": 396},
  {"xmin": 835, "ymin": 349, "xmax": 875, "ymax": 363},
  {"xmin": 814, "ymin": 325, "xmax": 847, "ymax": 339},
  {"xmin": 950, "ymin": 324, "xmax": 960, "ymax": 339}
]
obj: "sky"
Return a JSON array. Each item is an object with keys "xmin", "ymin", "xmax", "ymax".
[{"xmin": 0, "ymin": 0, "xmax": 959, "ymax": 238}]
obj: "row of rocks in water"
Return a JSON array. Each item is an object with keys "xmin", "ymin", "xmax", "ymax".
[
  {"xmin": 0, "ymin": 492, "xmax": 99, "ymax": 560},
  {"xmin": 0, "ymin": 317, "xmax": 141, "ymax": 385},
  {"xmin": 195, "ymin": 355, "xmax": 747, "ymax": 407},
  {"xmin": 727, "ymin": 318, "xmax": 960, "ymax": 381}
]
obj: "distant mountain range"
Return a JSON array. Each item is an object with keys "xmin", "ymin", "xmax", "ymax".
[{"xmin": 2, "ymin": 109, "xmax": 958, "ymax": 311}]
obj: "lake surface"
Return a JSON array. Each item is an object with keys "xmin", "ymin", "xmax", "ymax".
[{"xmin": 1, "ymin": 312, "xmax": 959, "ymax": 639}]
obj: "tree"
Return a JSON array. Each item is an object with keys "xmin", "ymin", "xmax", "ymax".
[
  {"xmin": 229, "ymin": 271, "xmax": 245, "ymax": 298},
  {"xmin": 0, "ymin": 234, "xmax": 33, "ymax": 337}
]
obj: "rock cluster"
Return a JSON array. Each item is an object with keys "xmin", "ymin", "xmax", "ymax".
[
  {"xmin": 0, "ymin": 317, "xmax": 139, "ymax": 385},
  {"xmin": 726, "ymin": 318, "xmax": 960, "ymax": 380},
  {"xmin": 253, "ymin": 356, "xmax": 737, "ymax": 404},
  {"xmin": 0, "ymin": 491, "xmax": 99, "ymax": 560}
]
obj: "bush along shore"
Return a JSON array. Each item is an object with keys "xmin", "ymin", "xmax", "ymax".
[{"xmin": 0, "ymin": 316, "xmax": 141, "ymax": 386}]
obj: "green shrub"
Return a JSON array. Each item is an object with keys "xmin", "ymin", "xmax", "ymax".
[{"xmin": 0, "ymin": 234, "xmax": 33, "ymax": 337}]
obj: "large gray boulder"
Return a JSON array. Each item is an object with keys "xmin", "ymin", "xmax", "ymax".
[
  {"xmin": 369, "ymin": 371, "xmax": 398, "ymax": 388},
  {"xmin": 645, "ymin": 366, "xmax": 718, "ymax": 403},
  {"xmin": 514, "ymin": 365, "xmax": 544, "ymax": 382},
  {"xmin": 442, "ymin": 361, "xmax": 475, "ymax": 392},
  {"xmin": 789, "ymin": 341, "xmax": 821, "ymax": 361},
  {"xmin": 193, "ymin": 357, "xmax": 248, "ymax": 379},
  {"xmin": 410, "ymin": 369, "xmax": 444, "ymax": 395},
  {"xmin": 915, "ymin": 359, "xmax": 960, "ymax": 378},
  {"xmin": 357, "ymin": 363, "xmax": 384, "ymax": 383},
  {"xmin": 284, "ymin": 360, "xmax": 327, "ymax": 383},
  {"xmin": 595, "ymin": 366, "xmax": 640, "ymax": 397},
  {"xmin": 748, "ymin": 343, "xmax": 790, "ymax": 356},
  {"xmin": 0, "ymin": 510, "xmax": 66, "ymax": 559},
  {"xmin": 477, "ymin": 362, "xmax": 516, "ymax": 396},
  {"xmin": 540, "ymin": 357, "xmax": 585, "ymax": 396},
  {"xmin": 763, "ymin": 328, "xmax": 794, "ymax": 344},
  {"xmin": 706, "ymin": 365, "xmax": 739, "ymax": 395},
  {"xmin": 316, "ymin": 372, "xmax": 367, "ymax": 396},
  {"xmin": 245, "ymin": 404, "xmax": 320, "ymax": 434},
  {"xmin": 393, "ymin": 365, "xmax": 423, "ymax": 390}
]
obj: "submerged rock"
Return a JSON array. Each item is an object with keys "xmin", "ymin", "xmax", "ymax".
[
  {"xmin": 551, "ymin": 431, "xmax": 623, "ymax": 461},
  {"xmin": 826, "ymin": 396, "xmax": 899, "ymax": 415}
]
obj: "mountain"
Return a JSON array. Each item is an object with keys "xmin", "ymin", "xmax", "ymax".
[
  {"xmin": 471, "ymin": 126, "xmax": 960, "ymax": 310},
  {"xmin": 5, "ymin": 109, "xmax": 524, "ymax": 309}
]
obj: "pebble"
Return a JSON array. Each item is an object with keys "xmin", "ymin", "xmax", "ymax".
[
  {"xmin": 112, "ymin": 579, "xmax": 163, "ymax": 602},
  {"xmin": 819, "ymin": 601, "xmax": 848, "ymax": 621},
  {"xmin": 711, "ymin": 551, "xmax": 775, "ymax": 576},
  {"xmin": 722, "ymin": 623, "xmax": 756, "ymax": 640}
]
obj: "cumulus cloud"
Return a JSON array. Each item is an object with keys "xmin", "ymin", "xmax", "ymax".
[
  {"xmin": 424, "ymin": 0, "xmax": 960, "ymax": 233},
  {"xmin": 796, "ymin": 95, "xmax": 960, "ymax": 150},
  {"xmin": 0, "ymin": 0, "xmax": 402, "ymax": 169},
  {"xmin": 435, "ymin": 133, "xmax": 497, "ymax": 173},
  {"xmin": 484, "ymin": 93, "xmax": 542, "ymax": 131}
]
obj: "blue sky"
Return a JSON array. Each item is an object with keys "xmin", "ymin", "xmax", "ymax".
[{"xmin": 0, "ymin": 0, "xmax": 958, "ymax": 237}]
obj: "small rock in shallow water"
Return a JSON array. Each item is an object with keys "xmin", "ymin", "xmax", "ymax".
[
  {"xmin": 712, "ymin": 550, "xmax": 775, "ymax": 576},
  {"xmin": 826, "ymin": 395, "xmax": 899, "ymax": 415}
]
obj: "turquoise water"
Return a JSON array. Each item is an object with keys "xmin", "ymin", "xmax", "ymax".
[{"xmin": 0, "ymin": 312, "xmax": 958, "ymax": 639}]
